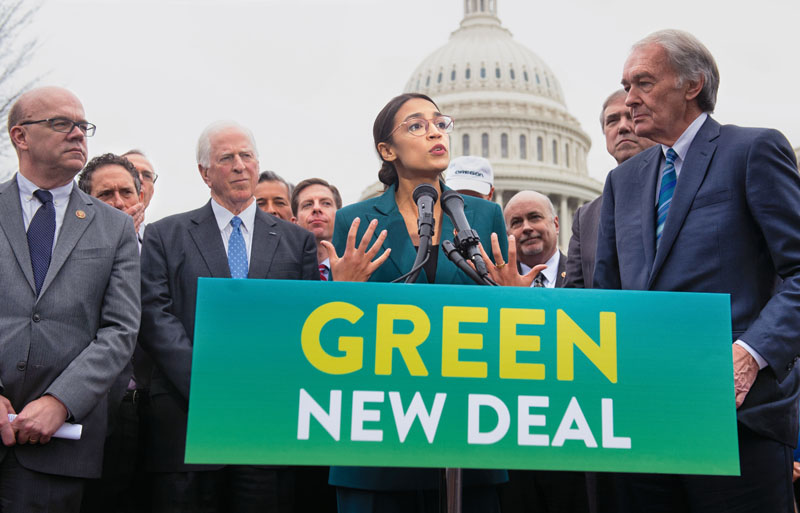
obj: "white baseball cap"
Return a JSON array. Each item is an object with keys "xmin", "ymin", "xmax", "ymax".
[{"xmin": 444, "ymin": 156, "xmax": 494, "ymax": 195}]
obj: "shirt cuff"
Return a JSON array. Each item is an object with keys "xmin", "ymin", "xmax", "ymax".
[{"xmin": 734, "ymin": 340, "xmax": 768, "ymax": 370}]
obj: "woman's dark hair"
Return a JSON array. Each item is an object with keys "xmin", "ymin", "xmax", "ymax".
[{"xmin": 373, "ymin": 93, "xmax": 439, "ymax": 188}]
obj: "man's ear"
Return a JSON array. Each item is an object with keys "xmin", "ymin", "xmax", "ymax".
[
  {"xmin": 684, "ymin": 76, "xmax": 704, "ymax": 102},
  {"xmin": 9, "ymin": 126, "xmax": 27, "ymax": 151},
  {"xmin": 377, "ymin": 141, "xmax": 397, "ymax": 163},
  {"xmin": 198, "ymin": 164, "xmax": 211, "ymax": 188}
]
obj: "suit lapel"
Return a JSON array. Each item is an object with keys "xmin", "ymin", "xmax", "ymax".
[
  {"xmin": 0, "ymin": 176, "xmax": 36, "ymax": 293},
  {"xmin": 638, "ymin": 148, "xmax": 660, "ymax": 275},
  {"xmin": 555, "ymin": 251, "xmax": 567, "ymax": 288},
  {"xmin": 649, "ymin": 118, "xmax": 719, "ymax": 287},
  {"xmin": 188, "ymin": 202, "xmax": 231, "ymax": 278},
  {"xmin": 38, "ymin": 187, "xmax": 94, "ymax": 299},
  {"xmin": 248, "ymin": 210, "xmax": 280, "ymax": 278},
  {"xmin": 369, "ymin": 186, "xmax": 411, "ymax": 280}
]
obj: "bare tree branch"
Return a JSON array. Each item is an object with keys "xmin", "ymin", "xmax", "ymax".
[{"xmin": 0, "ymin": 0, "xmax": 41, "ymax": 179}]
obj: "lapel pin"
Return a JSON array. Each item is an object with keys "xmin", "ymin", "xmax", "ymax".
[
  {"xmin": 561, "ymin": 271, "xmax": 566, "ymax": 278},
  {"xmin": 75, "ymin": 210, "xmax": 86, "ymax": 219}
]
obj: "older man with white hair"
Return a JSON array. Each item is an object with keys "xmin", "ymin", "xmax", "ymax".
[{"xmin": 139, "ymin": 121, "xmax": 318, "ymax": 512}]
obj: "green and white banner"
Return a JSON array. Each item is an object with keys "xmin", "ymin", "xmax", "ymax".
[{"xmin": 186, "ymin": 279, "xmax": 739, "ymax": 475}]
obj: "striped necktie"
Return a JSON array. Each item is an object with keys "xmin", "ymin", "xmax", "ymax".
[
  {"xmin": 533, "ymin": 273, "xmax": 545, "ymax": 288},
  {"xmin": 656, "ymin": 148, "xmax": 678, "ymax": 248},
  {"xmin": 319, "ymin": 264, "xmax": 329, "ymax": 281}
]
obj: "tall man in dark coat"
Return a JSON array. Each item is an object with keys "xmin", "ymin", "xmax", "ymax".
[
  {"xmin": 139, "ymin": 121, "xmax": 318, "ymax": 512},
  {"xmin": 595, "ymin": 30, "xmax": 800, "ymax": 512}
]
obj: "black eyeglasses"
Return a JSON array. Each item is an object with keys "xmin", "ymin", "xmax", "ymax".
[{"xmin": 19, "ymin": 117, "xmax": 96, "ymax": 137}]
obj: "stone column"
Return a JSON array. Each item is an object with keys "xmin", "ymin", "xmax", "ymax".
[{"xmin": 559, "ymin": 195, "xmax": 569, "ymax": 251}]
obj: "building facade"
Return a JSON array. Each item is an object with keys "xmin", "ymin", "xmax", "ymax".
[{"xmin": 361, "ymin": 0, "xmax": 603, "ymax": 251}]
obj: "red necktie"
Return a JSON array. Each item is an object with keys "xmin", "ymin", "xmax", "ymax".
[{"xmin": 319, "ymin": 264, "xmax": 328, "ymax": 281}]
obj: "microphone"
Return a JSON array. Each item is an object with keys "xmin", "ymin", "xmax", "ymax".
[
  {"xmin": 442, "ymin": 240, "xmax": 483, "ymax": 285},
  {"xmin": 413, "ymin": 183, "xmax": 438, "ymax": 241},
  {"xmin": 399, "ymin": 184, "xmax": 439, "ymax": 284},
  {"xmin": 440, "ymin": 190, "xmax": 491, "ymax": 280}
]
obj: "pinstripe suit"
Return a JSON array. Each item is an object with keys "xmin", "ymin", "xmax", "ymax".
[{"xmin": 0, "ymin": 175, "xmax": 140, "ymax": 478}]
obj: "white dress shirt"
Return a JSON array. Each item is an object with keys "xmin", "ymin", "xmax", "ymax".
[
  {"xmin": 520, "ymin": 250, "xmax": 560, "ymax": 288},
  {"xmin": 210, "ymin": 198, "xmax": 257, "ymax": 266},
  {"xmin": 17, "ymin": 172, "xmax": 73, "ymax": 252}
]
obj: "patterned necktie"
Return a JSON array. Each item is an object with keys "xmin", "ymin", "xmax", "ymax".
[
  {"xmin": 533, "ymin": 273, "xmax": 545, "ymax": 288},
  {"xmin": 319, "ymin": 264, "xmax": 328, "ymax": 281},
  {"xmin": 27, "ymin": 189, "xmax": 56, "ymax": 295},
  {"xmin": 228, "ymin": 216, "xmax": 248, "ymax": 279},
  {"xmin": 656, "ymin": 148, "xmax": 678, "ymax": 248}
]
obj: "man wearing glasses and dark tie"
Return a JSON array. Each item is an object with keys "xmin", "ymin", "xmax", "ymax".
[{"xmin": 0, "ymin": 86, "xmax": 140, "ymax": 512}]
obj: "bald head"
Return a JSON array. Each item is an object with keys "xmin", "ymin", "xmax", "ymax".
[
  {"xmin": 503, "ymin": 190, "xmax": 559, "ymax": 267},
  {"xmin": 8, "ymin": 86, "xmax": 90, "ymax": 188}
]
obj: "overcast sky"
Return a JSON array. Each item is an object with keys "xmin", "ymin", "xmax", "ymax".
[{"xmin": 6, "ymin": 0, "xmax": 799, "ymax": 222}]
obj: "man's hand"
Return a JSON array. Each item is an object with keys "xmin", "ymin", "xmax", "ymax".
[
  {"xmin": 733, "ymin": 344, "xmax": 759, "ymax": 408},
  {"xmin": 321, "ymin": 218, "xmax": 391, "ymax": 282},
  {"xmin": 478, "ymin": 233, "xmax": 547, "ymax": 287},
  {"xmin": 12, "ymin": 395, "xmax": 67, "ymax": 445},
  {"xmin": 124, "ymin": 202, "xmax": 145, "ymax": 233},
  {"xmin": 0, "ymin": 394, "xmax": 16, "ymax": 447}
]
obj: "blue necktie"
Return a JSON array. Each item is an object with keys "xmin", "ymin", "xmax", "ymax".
[
  {"xmin": 656, "ymin": 148, "xmax": 678, "ymax": 248},
  {"xmin": 228, "ymin": 216, "xmax": 248, "ymax": 279},
  {"xmin": 27, "ymin": 189, "xmax": 56, "ymax": 295}
]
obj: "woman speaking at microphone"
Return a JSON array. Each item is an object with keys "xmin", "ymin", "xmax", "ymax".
[{"xmin": 321, "ymin": 93, "xmax": 536, "ymax": 512}]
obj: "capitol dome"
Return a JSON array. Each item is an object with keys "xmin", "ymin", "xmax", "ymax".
[{"xmin": 361, "ymin": 0, "xmax": 603, "ymax": 251}]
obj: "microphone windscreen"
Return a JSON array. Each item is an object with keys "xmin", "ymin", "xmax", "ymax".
[{"xmin": 413, "ymin": 183, "xmax": 439, "ymax": 204}]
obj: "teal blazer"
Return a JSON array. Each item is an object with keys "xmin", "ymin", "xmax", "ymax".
[
  {"xmin": 333, "ymin": 183, "xmax": 507, "ymax": 285},
  {"xmin": 329, "ymin": 183, "xmax": 508, "ymax": 490}
]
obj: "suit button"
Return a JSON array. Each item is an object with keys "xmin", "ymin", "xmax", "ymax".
[
  {"xmin": 16, "ymin": 361, "xmax": 26, "ymax": 371},
  {"xmin": 32, "ymin": 313, "xmax": 40, "ymax": 322}
]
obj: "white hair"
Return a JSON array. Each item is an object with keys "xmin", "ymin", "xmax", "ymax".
[
  {"xmin": 196, "ymin": 120, "xmax": 259, "ymax": 168},
  {"xmin": 632, "ymin": 29, "xmax": 719, "ymax": 113}
]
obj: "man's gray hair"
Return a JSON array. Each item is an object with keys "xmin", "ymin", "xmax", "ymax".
[
  {"xmin": 600, "ymin": 89, "xmax": 628, "ymax": 129},
  {"xmin": 632, "ymin": 29, "xmax": 719, "ymax": 113},
  {"xmin": 196, "ymin": 121, "xmax": 259, "ymax": 168}
]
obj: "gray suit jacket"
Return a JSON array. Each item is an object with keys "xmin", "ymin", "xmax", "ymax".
[
  {"xmin": 139, "ymin": 201, "xmax": 318, "ymax": 472},
  {"xmin": 0, "ymin": 175, "xmax": 140, "ymax": 478},
  {"xmin": 564, "ymin": 197, "xmax": 601, "ymax": 289}
]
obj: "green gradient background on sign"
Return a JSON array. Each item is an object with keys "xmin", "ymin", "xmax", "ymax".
[{"xmin": 186, "ymin": 278, "xmax": 738, "ymax": 475}]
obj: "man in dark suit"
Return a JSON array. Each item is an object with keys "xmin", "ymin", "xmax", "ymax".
[
  {"xmin": 565, "ymin": 89, "xmax": 655, "ymax": 290},
  {"xmin": 139, "ymin": 121, "xmax": 318, "ymax": 512},
  {"xmin": 76, "ymin": 153, "xmax": 149, "ymax": 513},
  {"xmin": 503, "ymin": 190, "xmax": 566, "ymax": 289},
  {"xmin": 595, "ymin": 29, "xmax": 800, "ymax": 512},
  {"xmin": 500, "ymin": 190, "xmax": 587, "ymax": 513},
  {"xmin": 0, "ymin": 87, "xmax": 140, "ymax": 512}
]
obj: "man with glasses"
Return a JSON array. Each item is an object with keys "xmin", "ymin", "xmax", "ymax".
[{"xmin": 0, "ymin": 86, "xmax": 139, "ymax": 512}]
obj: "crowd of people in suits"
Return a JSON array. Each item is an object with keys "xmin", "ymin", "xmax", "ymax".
[{"xmin": 0, "ymin": 27, "xmax": 799, "ymax": 513}]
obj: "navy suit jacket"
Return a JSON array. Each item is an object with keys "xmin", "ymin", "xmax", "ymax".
[
  {"xmin": 594, "ymin": 117, "xmax": 800, "ymax": 446},
  {"xmin": 139, "ymin": 201, "xmax": 318, "ymax": 471},
  {"xmin": 329, "ymin": 183, "xmax": 508, "ymax": 490}
]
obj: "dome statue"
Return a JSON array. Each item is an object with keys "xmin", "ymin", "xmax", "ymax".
[{"xmin": 360, "ymin": 0, "xmax": 603, "ymax": 252}]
